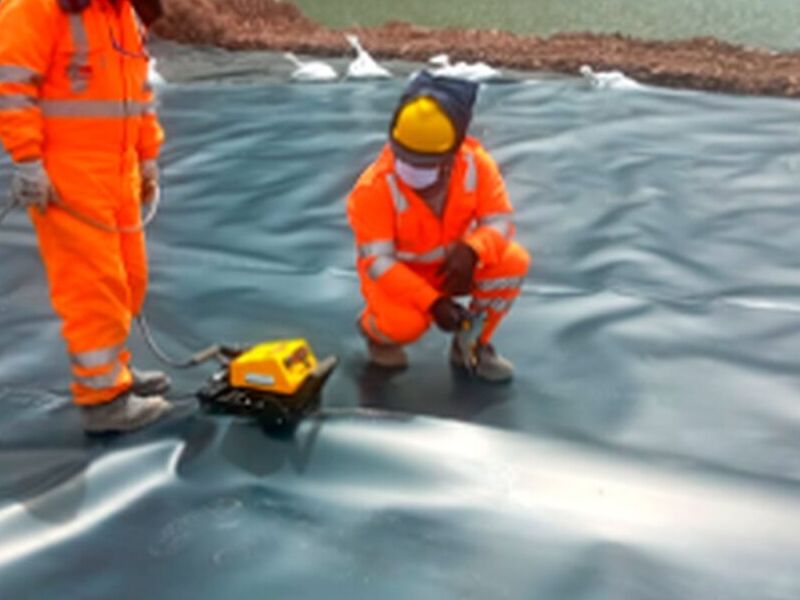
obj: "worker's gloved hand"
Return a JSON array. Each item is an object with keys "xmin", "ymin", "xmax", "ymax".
[
  {"xmin": 140, "ymin": 159, "xmax": 160, "ymax": 205},
  {"xmin": 438, "ymin": 241, "xmax": 478, "ymax": 296},
  {"xmin": 11, "ymin": 160, "xmax": 53, "ymax": 210},
  {"xmin": 430, "ymin": 297, "xmax": 471, "ymax": 332}
]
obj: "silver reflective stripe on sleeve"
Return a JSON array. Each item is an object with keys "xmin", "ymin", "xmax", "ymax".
[
  {"xmin": 396, "ymin": 246, "xmax": 447, "ymax": 264},
  {"xmin": 360, "ymin": 239, "xmax": 398, "ymax": 279},
  {"xmin": 463, "ymin": 151, "xmax": 477, "ymax": 193},
  {"xmin": 40, "ymin": 99, "xmax": 155, "ymax": 118},
  {"xmin": 367, "ymin": 256, "xmax": 397, "ymax": 279},
  {"xmin": 386, "ymin": 174, "xmax": 409, "ymax": 213},
  {"xmin": 0, "ymin": 94, "xmax": 35, "ymax": 111},
  {"xmin": 473, "ymin": 297, "xmax": 515, "ymax": 313},
  {"xmin": 74, "ymin": 361, "xmax": 124, "ymax": 389},
  {"xmin": 67, "ymin": 14, "xmax": 90, "ymax": 93},
  {"xmin": 358, "ymin": 240, "xmax": 396, "ymax": 259},
  {"xmin": 478, "ymin": 212, "xmax": 514, "ymax": 238},
  {"xmin": 474, "ymin": 276, "xmax": 525, "ymax": 292},
  {"xmin": 0, "ymin": 65, "xmax": 41, "ymax": 85},
  {"xmin": 71, "ymin": 344, "xmax": 123, "ymax": 369}
]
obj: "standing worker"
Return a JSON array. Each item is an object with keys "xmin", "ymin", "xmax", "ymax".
[
  {"xmin": 347, "ymin": 71, "xmax": 530, "ymax": 381},
  {"xmin": 0, "ymin": 0, "xmax": 172, "ymax": 433}
]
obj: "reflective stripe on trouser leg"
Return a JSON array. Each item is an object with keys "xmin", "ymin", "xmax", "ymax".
[
  {"xmin": 30, "ymin": 159, "xmax": 140, "ymax": 405},
  {"xmin": 71, "ymin": 349, "xmax": 133, "ymax": 406},
  {"xmin": 360, "ymin": 312, "xmax": 399, "ymax": 345},
  {"xmin": 470, "ymin": 241, "xmax": 530, "ymax": 345},
  {"xmin": 469, "ymin": 303, "xmax": 510, "ymax": 345}
]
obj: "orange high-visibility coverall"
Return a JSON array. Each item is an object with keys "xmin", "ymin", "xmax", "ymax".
[
  {"xmin": 348, "ymin": 138, "xmax": 530, "ymax": 347},
  {"xmin": 0, "ymin": 0, "xmax": 164, "ymax": 405}
]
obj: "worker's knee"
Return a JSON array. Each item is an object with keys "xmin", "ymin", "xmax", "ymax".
[
  {"xmin": 475, "ymin": 242, "xmax": 531, "ymax": 285},
  {"xmin": 366, "ymin": 303, "xmax": 430, "ymax": 345},
  {"xmin": 498, "ymin": 241, "xmax": 531, "ymax": 276}
]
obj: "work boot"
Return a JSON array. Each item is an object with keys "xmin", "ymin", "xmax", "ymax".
[
  {"xmin": 366, "ymin": 338, "xmax": 408, "ymax": 369},
  {"xmin": 450, "ymin": 339, "xmax": 514, "ymax": 382},
  {"xmin": 131, "ymin": 367, "xmax": 171, "ymax": 397},
  {"xmin": 81, "ymin": 391, "xmax": 173, "ymax": 435}
]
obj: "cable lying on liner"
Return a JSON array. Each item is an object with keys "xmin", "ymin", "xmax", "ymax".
[
  {"xmin": 135, "ymin": 315, "xmax": 242, "ymax": 369},
  {"xmin": 2, "ymin": 185, "xmax": 235, "ymax": 370}
]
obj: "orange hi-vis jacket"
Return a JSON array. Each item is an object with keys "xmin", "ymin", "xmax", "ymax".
[
  {"xmin": 0, "ymin": 0, "xmax": 162, "ymax": 162},
  {"xmin": 348, "ymin": 138, "xmax": 530, "ymax": 346},
  {"xmin": 0, "ymin": 0, "xmax": 164, "ymax": 405}
]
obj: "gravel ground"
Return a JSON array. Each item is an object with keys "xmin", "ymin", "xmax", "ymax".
[{"xmin": 153, "ymin": 0, "xmax": 800, "ymax": 97}]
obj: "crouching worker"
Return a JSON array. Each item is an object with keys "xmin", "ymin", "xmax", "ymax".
[
  {"xmin": 0, "ymin": 0, "xmax": 172, "ymax": 433},
  {"xmin": 346, "ymin": 71, "xmax": 530, "ymax": 382}
]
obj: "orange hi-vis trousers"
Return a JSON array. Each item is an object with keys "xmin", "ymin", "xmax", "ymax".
[
  {"xmin": 31, "ymin": 152, "xmax": 146, "ymax": 405},
  {"xmin": 360, "ymin": 240, "xmax": 530, "ymax": 347}
]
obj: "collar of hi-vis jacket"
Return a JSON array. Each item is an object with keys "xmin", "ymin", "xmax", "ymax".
[
  {"xmin": 57, "ymin": 0, "xmax": 92, "ymax": 11},
  {"xmin": 385, "ymin": 144, "xmax": 478, "ymax": 217},
  {"xmin": 54, "ymin": 0, "xmax": 150, "ymax": 100},
  {"xmin": 57, "ymin": 0, "xmax": 121, "ymax": 12}
]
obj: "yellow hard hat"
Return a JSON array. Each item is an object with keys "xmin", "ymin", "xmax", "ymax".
[{"xmin": 391, "ymin": 96, "xmax": 456, "ymax": 154}]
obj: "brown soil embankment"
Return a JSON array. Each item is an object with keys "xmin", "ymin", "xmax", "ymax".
[{"xmin": 153, "ymin": 0, "xmax": 800, "ymax": 98}]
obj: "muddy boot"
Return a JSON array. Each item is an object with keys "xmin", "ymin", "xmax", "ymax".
[
  {"xmin": 366, "ymin": 338, "xmax": 408, "ymax": 369},
  {"xmin": 450, "ymin": 340, "xmax": 514, "ymax": 382},
  {"xmin": 81, "ymin": 391, "xmax": 173, "ymax": 435},
  {"xmin": 131, "ymin": 367, "xmax": 171, "ymax": 396}
]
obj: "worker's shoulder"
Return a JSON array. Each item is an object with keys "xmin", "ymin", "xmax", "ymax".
[
  {"xmin": 461, "ymin": 137, "xmax": 500, "ymax": 170},
  {"xmin": 462, "ymin": 137, "xmax": 492, "ymax": 159}
]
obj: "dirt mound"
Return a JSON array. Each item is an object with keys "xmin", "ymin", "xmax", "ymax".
[{"xmin": 153, "ymin": 0, "xmax": 800, "ymax": 98}]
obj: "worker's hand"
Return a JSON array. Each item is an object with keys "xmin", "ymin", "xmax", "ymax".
[
  {"xmin": 11, "ymin": 159, "xmax": 53, "ymax": 210},
  {"xmin": 437, "ymin": 241, "xmax": 478, "ymax": 296},
  {"xmin": 430, "ymin": 297, "xmax": 470, "ymax": 332},
  {"xmin": 140, "ymin": 159, "xmax": 160, "ymax": 205}
]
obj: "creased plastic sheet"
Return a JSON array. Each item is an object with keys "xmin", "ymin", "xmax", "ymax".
[{"xmin": 1, "ymin": 48, "xmax": 800, "ymax": 599}]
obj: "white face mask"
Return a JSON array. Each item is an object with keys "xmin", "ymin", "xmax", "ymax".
[{"xmin": 394, "ymin": 158, "xmax": 439, "ymax": 190}]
